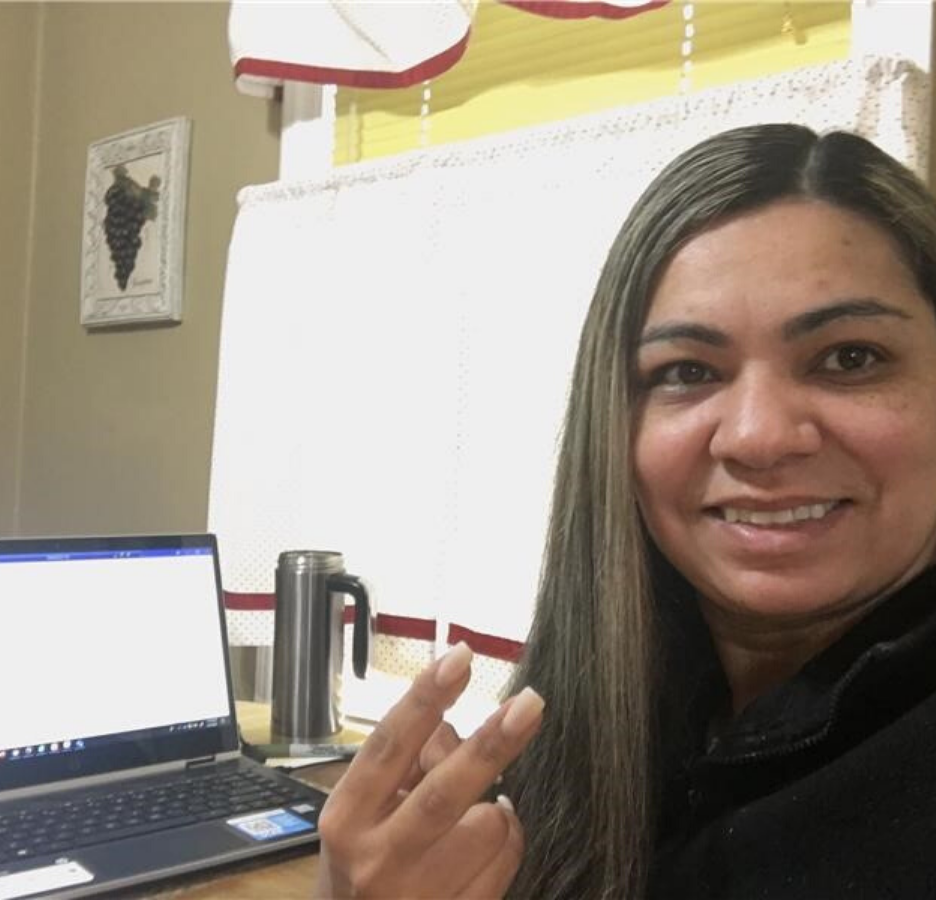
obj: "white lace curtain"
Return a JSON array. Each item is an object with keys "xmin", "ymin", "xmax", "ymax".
[{"xmin": 210, "ymin": 56, "xmax": 930, "ymax": 654}]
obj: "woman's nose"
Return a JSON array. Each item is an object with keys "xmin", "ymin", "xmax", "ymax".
[{"xmin": 708, "ymin": 371, "xmax": 822, "ymax": 470}]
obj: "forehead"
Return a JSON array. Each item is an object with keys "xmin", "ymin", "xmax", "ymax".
[{"xmin": 645, "ymin": 199, "xmax": 925, "ymax": 327}]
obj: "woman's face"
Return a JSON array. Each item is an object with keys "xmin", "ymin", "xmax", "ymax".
[{"xmin": 634, "ymin": 199, "xmax": 936, "ymax": 624}]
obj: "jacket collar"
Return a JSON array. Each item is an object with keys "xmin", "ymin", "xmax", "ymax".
[{"xmin": 704, "ymin": 565, "xmax": 936, "ymax": 763}]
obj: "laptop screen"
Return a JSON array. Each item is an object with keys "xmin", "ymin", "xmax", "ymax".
[{"xmin": 0, "ymin": 534, "xmax": 239, "ymax": 792}]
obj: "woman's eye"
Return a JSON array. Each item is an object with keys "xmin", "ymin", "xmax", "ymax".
[
  {"xmin": 819, "ymin": 344, "xmax": 884, "ymax": 374},
  {"xmin": 654, "ymin": 360, "xmax": 716, "ymax": 389}
]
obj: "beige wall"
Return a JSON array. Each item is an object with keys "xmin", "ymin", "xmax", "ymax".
[
  {"xmin": 0, "ymin": 5, "xmax": 40, "ymax": 535},
  {"xmin": 7, "ymin": 2, "xmax": 280, "ymax": 537}
]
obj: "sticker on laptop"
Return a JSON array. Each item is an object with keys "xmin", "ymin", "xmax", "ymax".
[
  {"xmin": 227, "ymin": 808, "xmax": 314, "ymax": 842},
  {"xmin": 290, "ymin": 803, "xmax": 317, "ymax": 815},
  {"xmin": 0, "ymin": 860, "xmax": 94, "ymax": 900}
]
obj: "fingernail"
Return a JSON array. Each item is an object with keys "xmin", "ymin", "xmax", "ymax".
[
  {"xmin": 435, "ymin": 641, "xmax": 473, "ymax": 689},
  {"xmin": 500, "ymin": 687, "xmax": 545, "ymax": 739},
  {"xmin": 496, "ymin": 794, "xmax": 515, "ymax": 813}
]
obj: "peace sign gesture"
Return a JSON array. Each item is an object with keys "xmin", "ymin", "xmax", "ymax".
[{"xmin": 314, "ymin": 643, "xmax": 545, "ymax": 898}]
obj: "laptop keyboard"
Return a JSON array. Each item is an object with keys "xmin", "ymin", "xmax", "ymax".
[{"xmin": 0, "ymin": 767, "xmax": 318, "ymax": 865}]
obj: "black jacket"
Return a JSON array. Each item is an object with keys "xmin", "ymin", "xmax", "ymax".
[{"xmin": 649, "ymin": 566, "xmax": 936, "ymax": 899}]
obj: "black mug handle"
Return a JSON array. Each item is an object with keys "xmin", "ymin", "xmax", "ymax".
[{"xmin": 328, "ymin": 573, "xmax": 371, "ymax": 679}]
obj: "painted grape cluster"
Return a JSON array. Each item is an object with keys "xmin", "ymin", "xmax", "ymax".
[{"xmin": 103, "ymin": 166, "xmax": 161, "ymax": 291}]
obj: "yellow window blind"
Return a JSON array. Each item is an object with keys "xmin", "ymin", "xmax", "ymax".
[{"xmin": 333, "ymin": 1, "xmax": 851, "ymax": 165}]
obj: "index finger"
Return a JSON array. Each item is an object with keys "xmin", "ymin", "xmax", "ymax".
[
  {"xmin": 327, "ymin": 642, "xmax": 474, "ymax": 822},
  {"xmin": 385, "ymin": 686, "xmax": 545, "ymax": 856}
]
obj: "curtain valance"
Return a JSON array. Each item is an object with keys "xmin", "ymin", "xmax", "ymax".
[{"xmin": 228, "ymin": 0, "xmax": 667, "ymax": 97}]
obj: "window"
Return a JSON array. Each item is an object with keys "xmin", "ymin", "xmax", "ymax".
[{"xmin": 334, "ymin": 2, "xmax": 852, "ymax": 164}]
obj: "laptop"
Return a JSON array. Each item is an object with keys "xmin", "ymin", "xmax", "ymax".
[{"xmin": 0, "ymin": 533, "xmax": 329, "ymax": 899}]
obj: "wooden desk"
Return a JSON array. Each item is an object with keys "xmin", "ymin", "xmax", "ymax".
[{"xmin": 132, "ymin": 703, "xmax": 358, "ymax": 899}]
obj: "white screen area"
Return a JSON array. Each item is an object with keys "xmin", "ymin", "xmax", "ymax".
[{"xmin": 0, "ymin": 551, "xmax": 231, "ymax": 749}]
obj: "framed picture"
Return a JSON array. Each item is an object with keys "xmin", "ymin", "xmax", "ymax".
[{"xmin": 80, "ymin": 117, "xmax": 191, "ymax": 327}]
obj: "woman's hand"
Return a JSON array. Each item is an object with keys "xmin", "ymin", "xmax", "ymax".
[{"xmin": 314, "ymin": 642, "xmax": 545, "ymax": 899}]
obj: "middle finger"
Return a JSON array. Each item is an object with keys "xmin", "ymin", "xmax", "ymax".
[
  {"xmin": 399, "ymin": 721, "xmax": 463, "ymax": 793},
  {"xmin": 325, "ymin": 642, "xmax": 474, "ymax": 825}
]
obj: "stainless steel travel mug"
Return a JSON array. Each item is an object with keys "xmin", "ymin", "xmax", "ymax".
[{"xmin": 270, "ymin": 550, "xmax": 372, "ymax": 743}]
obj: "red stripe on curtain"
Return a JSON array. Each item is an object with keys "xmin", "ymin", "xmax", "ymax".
[
  {"xmin": 224, "ymin": 592, "xmax": 435, "ymax": 639},
  {"xmin": 447, "ymin": 624, "xmax": 525, "ymax": 663},
  {"xmin": 224, "ymin": 592, "xmax": 520, "ymax": 659},
  {"xmin": 235, "ymin": 30, "xmax": 471, "ymax": 91},
  {"xmin": 224, "ymin": 591, "xmax": 275, "ymax": 611},
  {"xmin": 374, "ymin": 613, "xmax": 438, "ymax": 641},
  {"xmin": 500, "ymin": 1, "xmax": 668, "ymax": 19},
  {"xmin": 339, "ymin": 605, "xmax": 438, "ymax": 641}
]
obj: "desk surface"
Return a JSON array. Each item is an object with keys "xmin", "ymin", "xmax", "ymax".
[{"xmin": 137, "ymin": 702, "xmax": 355, "ymax": 899}]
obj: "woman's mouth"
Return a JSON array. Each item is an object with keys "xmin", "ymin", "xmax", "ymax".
[{"xmin": 716, "ymin": 500, "xmax": 844, "ymax": 526}]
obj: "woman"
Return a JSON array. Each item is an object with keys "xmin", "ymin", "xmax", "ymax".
[{"xmin": 316, "ymin": 124, "xmax": 936, "ymax": 898}]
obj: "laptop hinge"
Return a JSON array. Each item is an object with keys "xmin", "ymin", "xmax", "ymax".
[{"xmin": 186, "ymin": 755, "xmax": 217, "ymax": 769}]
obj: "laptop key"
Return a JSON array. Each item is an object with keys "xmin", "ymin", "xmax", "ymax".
[{"xmin": 44, "ymin": 842, "xmax": 71, "ymax": 855}]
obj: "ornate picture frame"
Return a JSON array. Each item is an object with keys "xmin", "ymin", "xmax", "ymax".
[{"xmin": 80, "ymin": 117, "xmax": 191, "ymax": 327}]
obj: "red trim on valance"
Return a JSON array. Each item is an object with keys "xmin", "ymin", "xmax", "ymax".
[
  {"xmin": 501, "ymin": 0, "xmax": 668, "ymax": 19},
  {"xmin": 235, "ymin": 29, "xmax": 471, "ymax": 91},
  {"xmin": 231, "ymin": 0, "xmax": 668, "ymax": 94}
]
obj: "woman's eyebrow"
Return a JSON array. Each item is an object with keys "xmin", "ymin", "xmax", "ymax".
[
  {"xmin": 781, "ymin": 298, "xmax": 912, "ymax": 339},
  {"xmin": 638, "ymin": 322, "xmax": 729, "ymax": 348},
  {"xmin": 638, "ymin": 299, "xmax": 912, "ymax": 348}
]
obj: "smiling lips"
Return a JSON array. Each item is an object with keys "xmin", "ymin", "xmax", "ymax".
[{"xmin": 716, "ymin": 500, "xmax": 842, "ymax": 526}]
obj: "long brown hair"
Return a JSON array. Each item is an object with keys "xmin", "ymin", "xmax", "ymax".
[{"xmin": 503, "ymin": 123, "xmax": 936, "ymax": 899}]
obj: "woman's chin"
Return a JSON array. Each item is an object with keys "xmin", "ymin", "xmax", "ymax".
[{"xmin": 694, "ymin": 570, "xmax": 876, "ymax": 628}]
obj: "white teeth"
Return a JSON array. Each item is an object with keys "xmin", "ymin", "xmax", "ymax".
[
  {"xmin": 720, "ymin": 501, "xmax": 839, "ymax": 526},
  {"xmin": 752, "ymin": 509, "xmax": 794, "ymax": 525}
]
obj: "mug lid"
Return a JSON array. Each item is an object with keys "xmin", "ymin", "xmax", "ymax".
[{"xmin": 277, "ymin": 550, "xmax": 344, "ymax": 573}]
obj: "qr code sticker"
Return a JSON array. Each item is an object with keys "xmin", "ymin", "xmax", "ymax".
[
  {"xmin": 228, "ymin": 808, "xmax": 314, "ymax": 842},
  {"xmin": 238, "ymin": 819, "xmax": 280, "ymax": 840}
]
